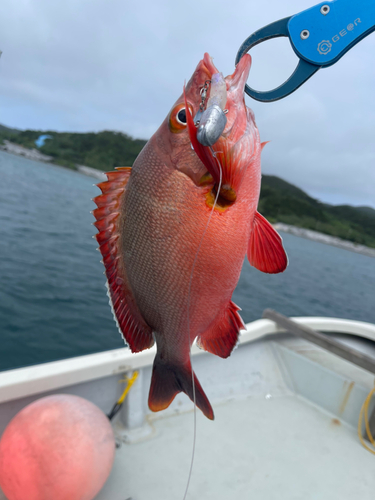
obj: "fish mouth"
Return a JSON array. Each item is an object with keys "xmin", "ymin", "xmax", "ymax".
[
  {"xmin": 201, "ymin": 52, "xmax": 252, "ymax": 99},
  {"xmin": 184, "ymin": 53, "xmax": 254, "ymax": 203},
  {"xmin": 192, "ymin": 53, "xmax": 251, "ymax": 149},
  {"xmin": 185, "ymin": 52, "xmax": 252, "ymax": 113}
]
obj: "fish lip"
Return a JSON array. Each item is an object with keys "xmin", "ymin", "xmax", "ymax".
[
  {"xmin": 226, "ymin": 54, "xmax": 252, "ymax": 95},
  {"xmin": 202, "ymin": 53, "xmax": 220, "ymax": 78}
]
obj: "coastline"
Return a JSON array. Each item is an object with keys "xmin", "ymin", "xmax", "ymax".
[
  {"xmin": 76, "ymin": 165, "xmax": 106, "ymax": 181},
  {"xmin": 2, "ymin": 147, "xmax": 374, "ymax": 258},
  {"xmin": 274, "ymin": 223, "xmax": 375, "ymax": 259},
  {"xmin": 0, "ymin": 146, "xmax": 107, "ymax": 181}
]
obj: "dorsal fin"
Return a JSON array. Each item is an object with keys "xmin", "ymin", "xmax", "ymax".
[
  {"xmin": 247, "ymin": 211, "xmax": 288, "ymax": 274},
  {"xmin": 93, "ymin": 168, "xmax": 154, "ymax": 352}
]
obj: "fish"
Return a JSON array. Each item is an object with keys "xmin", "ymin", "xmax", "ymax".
[{"xmin": 93, "ymin": 53, "xmax": 287, "ymax": 421}]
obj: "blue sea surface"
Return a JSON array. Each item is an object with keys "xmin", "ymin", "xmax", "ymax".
[{"xmin": 0, "ymin": 150, "xmax": 374, "ymax": 372}]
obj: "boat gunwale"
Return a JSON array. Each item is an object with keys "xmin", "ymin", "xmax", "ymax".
[{"xmin": 0, "ymin": 317, "xmax": 374, "ymax": 404}]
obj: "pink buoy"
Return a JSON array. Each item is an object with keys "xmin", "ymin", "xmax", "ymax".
[{"xmin": 0, "ymin": 394, "xmax": 116, "ymax": 500}]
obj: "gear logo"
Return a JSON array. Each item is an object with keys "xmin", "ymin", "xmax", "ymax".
[{"xmin": 317, "ymin": 40, "xmax": 332, "ymax": 55}]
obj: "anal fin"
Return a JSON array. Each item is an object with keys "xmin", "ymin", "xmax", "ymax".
[
  {"xmin": 247, "ymin": 211, "xmax": 288, "ymax": 274},
  {"xmin": 196, "ymin": 301, "xmax": 245, "ymax": 359},
  {"xmin": 93, "ymin": 167, "xmax": 154, "ymax": 353}
]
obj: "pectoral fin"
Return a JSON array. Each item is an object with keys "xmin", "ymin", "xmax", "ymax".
[{"xmin": 247, "ymin": 211, "xmax": 288, "ymax": 274}]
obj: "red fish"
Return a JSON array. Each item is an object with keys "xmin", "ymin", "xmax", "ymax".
[{"xmin": 93, "ymin": 53, "xmax": 287, "ymax": 420}]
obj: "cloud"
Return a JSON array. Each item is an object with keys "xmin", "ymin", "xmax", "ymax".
[{"xmin": 0, "ymin": 0, "xmax": 374, "ymax": 207}]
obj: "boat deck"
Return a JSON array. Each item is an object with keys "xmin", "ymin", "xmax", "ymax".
[
  {"xmin": 98, "ymin": 393, "xmax": 374, "ymax": 500},
  {"xmin": 1, "ymin": 317, "xmax": 375, "ymax": 500}
]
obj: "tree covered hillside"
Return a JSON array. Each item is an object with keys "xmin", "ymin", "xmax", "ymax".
[
  {"xmin": 259, "ymin": 175, "xmax": 375, "ymax": 248},
  {"xmin": 0, "ymin": 126, "xmax": 146, "ymax": 171},
  {"xmin": 1, "ymin": 124, "xmax": 374, "ymax": 248}
]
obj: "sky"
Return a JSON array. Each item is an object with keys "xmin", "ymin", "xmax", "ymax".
[{"xmin": 0, "ymin": 0, "xmax": 374, "ymax": 208}]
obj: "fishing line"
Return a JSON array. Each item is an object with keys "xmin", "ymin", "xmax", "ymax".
[{"xmin": 182, "ymin": 148, "xmax": 223, "ymax": 500}]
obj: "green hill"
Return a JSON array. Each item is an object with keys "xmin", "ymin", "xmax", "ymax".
[
  {"xmin": 0, "ymin": 125, "xmax": 374, "ymax": 248},
  {"xmin": 0, "ymin": 124, "xmax": 20, "ymax": 134},
  {"xmin": 259, "ymin": 176, "xmax": 375, "ymax": 248},
  {"xmin": 354, "ymin": 206, "xmax": 375, "ymax": 216},
  {"xmin": 0, "ymin": 126, "xmax": 146, "ymax": 171}
]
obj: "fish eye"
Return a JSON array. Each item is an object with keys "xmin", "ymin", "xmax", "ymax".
[
  {"xmin": 176, "ymin": 108, "xmax": 187, "ymax": 125},
  {"xmin": 169, "ymin": 103, "xmax": 193, "ymax": 134}
]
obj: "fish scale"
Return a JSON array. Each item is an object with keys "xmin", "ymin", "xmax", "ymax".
[{"xmin": 124, "ymin": 145, "xmax": 212, "ymax": 349}]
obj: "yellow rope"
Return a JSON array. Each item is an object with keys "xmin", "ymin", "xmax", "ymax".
[
  {"xmin": 358, "ymin": 385, "xmax": 375, "ymax": 455},
  {"xmin": 117, "ymin": 371, "xmax": 139, "ymax": 404}
]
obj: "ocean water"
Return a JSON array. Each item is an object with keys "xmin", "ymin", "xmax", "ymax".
[{"xmin": 0, "ymin": 150, "xmax": 374, "ymax": 372}]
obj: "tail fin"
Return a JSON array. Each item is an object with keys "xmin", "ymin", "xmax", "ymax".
[{"xmin": 148, "ymin": 355, "xmax": 214, "ymax": 420}]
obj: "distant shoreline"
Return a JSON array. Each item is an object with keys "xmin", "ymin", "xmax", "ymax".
[
  {"xmin": 75, "ymin": 164, "xmax": 107, "ymax": 181},
  {"xmin": 0, "ymin": 146, "xmax": 107, "ymax": 180},
  {"xmin": 2, "ymin": 148, "xmax": 374, "ymax": 258},
  {"xmin": 274, "ymin": 223, "xmax": 375, "ymax": 259}
]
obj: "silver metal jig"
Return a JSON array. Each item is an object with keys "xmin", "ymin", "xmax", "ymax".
[{"xmin": 196, "ymin": 104, "xmax": 227, "ymax": 147}]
